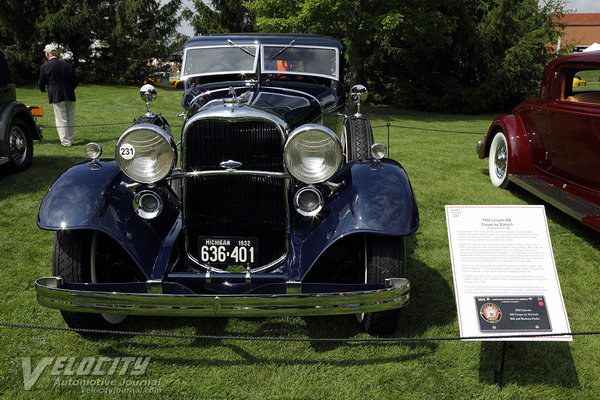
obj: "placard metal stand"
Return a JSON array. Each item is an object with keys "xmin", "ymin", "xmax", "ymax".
[{"xmin": 493, "ymin": 342, "xmax": 507, "ymax": 390}]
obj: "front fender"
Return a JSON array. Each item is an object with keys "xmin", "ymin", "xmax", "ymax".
[
  {"xmin": 38, "ymin": 161, "xmax": 123, "ymax": 229},
  {"xmin": 0, "ymin": 101, "xmax": 41, "ymax": 149},
  {"xmin": 38, "ymin": 160, "xmax": 180, "ymax": 277},
  {"xmin": 324, "ymin": 159, "xmax": 419, "ymax": 235},
  {"xmin": 290, "ymin": 159, "xmax": 419, "ymax": 279},
  {"xmin": 479, "ymin": 114, "xmax": 533, "ymax": 176}
]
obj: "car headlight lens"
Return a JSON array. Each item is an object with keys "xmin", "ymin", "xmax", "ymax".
[
  {"xmin": 115, "ymin": 124, "xmax": 176, "ymax": 183},
  {"xmin": 284, "ymin": 124, "xmax": 342, "ymax": 184}
]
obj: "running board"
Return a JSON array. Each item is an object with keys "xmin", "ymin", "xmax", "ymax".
[{"xmin": 509, "ymin": 174, "xmax": 600, "ymax": 222}]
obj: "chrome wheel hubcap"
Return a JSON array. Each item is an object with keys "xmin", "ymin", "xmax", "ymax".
[
  {"xmin": 9, "ymin": 125, "xmax": 28, "ymax": 165},
  {"xmin": 494, "ymin": 141, "xmax": 507, "ymax": 179}
]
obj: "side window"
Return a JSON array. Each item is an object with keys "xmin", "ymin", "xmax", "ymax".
[{"xmin": 562, "ymin": 67, "xmax": 600, "ymax": 104}]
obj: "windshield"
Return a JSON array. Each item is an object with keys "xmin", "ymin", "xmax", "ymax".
[
  {"xmin": 181, "ymin": 45, "xmax": 259, "ymax": 78},
  {"xmin": 261, "ymin": 45, "xmax": 339, "ymax": 81}
]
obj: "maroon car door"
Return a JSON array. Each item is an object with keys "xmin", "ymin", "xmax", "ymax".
[{"xmin": 548, "ymin": 101, "xmax": 600, "ymax": 188}]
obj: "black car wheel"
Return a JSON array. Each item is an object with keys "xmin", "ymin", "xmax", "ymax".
[
  {"xmin": 6, "ymin": 118, "xmax": 33, "ymax": 172},
  {"xmin": 53, "ymin": 230, "xmax": 133, "ymax": 330},
  {"xmin": 342, "ymin": 117, "xmax": 373, "ymax": 161},
  {"xmin": 488, "ymin": 131, "xmax": 510, "ymax": 189},
  {"xmin": 358, "ymin": 236, "xmax": 406, "ymax": 334}
]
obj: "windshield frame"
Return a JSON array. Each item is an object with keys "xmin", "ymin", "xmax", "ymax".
[
  {"xmin": 181, "ymin": 44, "xmax": 260, "ymax": 79},
  {"xmin": 260, "ymin": 44, "xmax": 340, "ymax": 81}
]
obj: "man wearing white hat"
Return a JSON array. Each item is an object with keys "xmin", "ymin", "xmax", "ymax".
[{"xmin": 39, "ymin": 43, "xmax": 79, "ymax": 147}]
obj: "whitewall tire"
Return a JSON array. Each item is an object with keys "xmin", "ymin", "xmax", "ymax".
[{"xmin": 488, "ymin": 131, "xmax": 510, "ymax": 189}]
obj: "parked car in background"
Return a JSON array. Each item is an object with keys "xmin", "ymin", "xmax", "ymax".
[
  {"xmin": 147, "ymin": 71, "xmax": 183, "ymax": 89},
  {"xmin": 35, "ymin": 34, "xmax": 419, "ymax": 334},
  {"xmin": 477, "ymin": 51, "xmax": 600, "ymax": 232},
  {"xmin": 573, "ymin": 74, "xmax": 586, "ymax": 87},
  {"xmin": 0, "ymin": 84, "xmax": 42, "ymax": 172}
]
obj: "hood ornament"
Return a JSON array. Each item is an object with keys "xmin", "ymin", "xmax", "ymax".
[
  {"xmin": 220, "ymin": 160, "xmax": 242, "ymax": 170},
  {"xmin": 224, "ymin": 86, "xmax": 244, "ymax": 109}
]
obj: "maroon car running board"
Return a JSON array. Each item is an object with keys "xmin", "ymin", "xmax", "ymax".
[{"xmin": 509, "ymin": 175, "xmax": 600, "ymax": 224}]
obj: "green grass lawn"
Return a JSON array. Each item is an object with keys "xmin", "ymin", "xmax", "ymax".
[{"xmin": 1, "ymin": 85, "xmax": 599, "ymax": 399}]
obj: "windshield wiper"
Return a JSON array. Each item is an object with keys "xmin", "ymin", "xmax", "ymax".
[
  {"xmin": 227, "ymin": 39, "xmax": 255, "ymax": 57},
  {"xmin": 270, "ymin": 40, "xmax": 295, "ymax": 60}
]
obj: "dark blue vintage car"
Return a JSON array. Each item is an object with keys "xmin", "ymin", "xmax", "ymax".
[{"xmin": 35, "ymin": 35, "xmax": 419, "ymax": 334}]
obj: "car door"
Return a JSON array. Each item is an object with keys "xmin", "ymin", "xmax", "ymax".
[{"xmin": 548, "ymin": 65, "xmax": 600, "ymax": 189}]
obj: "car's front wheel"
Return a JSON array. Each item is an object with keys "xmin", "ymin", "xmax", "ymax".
[
  {"xmin": 488, "ymin": 131, "xmax": 510, "ymax": 188},
  {"xmin": 53, "ymin": 230, "xmax": 132, "ymax": 330},
  {"xmin": 357, "ymin": 236, "xmax": 406, "ymax": 334},
  {"xmin": 6, "ymin": 118, "xmax": 33, "ymax": 172}
]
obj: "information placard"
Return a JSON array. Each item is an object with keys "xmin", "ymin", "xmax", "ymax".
[{"xmin": 446, "ymin": 205, "xmax": 571, "ymax": 341}]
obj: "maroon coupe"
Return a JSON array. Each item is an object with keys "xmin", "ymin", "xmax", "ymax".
[{"xmin": 478, "ymin": 51, "xmax": 600, "ymax": 232}]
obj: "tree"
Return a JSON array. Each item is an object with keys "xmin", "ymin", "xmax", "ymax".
[
  {"xmin": 0, "ymin": 0, "xmax": 47, "ymax": 83},
  {"xmin": 1, "ymin": 0, "xmax": 181, "ymax": 84},
  {"xmin": 373, "ymin": 0, "xmax": 565, "ymax": 112},
  {"xmin": 183, "ymin": 0, "xmax": 256, "ymax": 35},
  {"xmin": 98, "ymin": 0, "xmax": 183, "ymax": 84},
  {"xmin": 248, "ymin": 0, "xmax": 564, "ymax": 112},
  {"xmin": 246, "ymin": 0, "xmax": 399, "ymax": 87}
]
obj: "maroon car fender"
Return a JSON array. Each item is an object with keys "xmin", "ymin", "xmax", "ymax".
[{"xmin": 479, "ymin": 114, "xmax": 533, "ymax": 176}]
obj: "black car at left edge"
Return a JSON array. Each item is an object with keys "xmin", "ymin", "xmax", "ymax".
[
  {"xmin": 34, "ymin": 34, "xmax": 419, "ymax": 334},
  {"xmin": 0, "ymin": 84, "xmax": 42, "ymax": 172}
]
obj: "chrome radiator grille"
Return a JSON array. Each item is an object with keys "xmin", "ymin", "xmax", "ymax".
[{"xmin": 183, "ymin": 119, "xmax": 287, "ymax": 267}]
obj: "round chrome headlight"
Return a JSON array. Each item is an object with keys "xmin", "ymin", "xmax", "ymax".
[
  {"xmin": 371, "ymin": 142, "xmax": 386, "ymax": 160},
  {"xmin": 284, "ymin": 124, "xmax": 342, "ymax": 184},
  {"xmin": 294, "ymin": 186, "xmax": 323, "ymax": 217},
  {"xmin": 115, "ymin": 124, "xmax": 176, "ymax": 184},
  {"xmin": 85, "ymin": 142, "xmax": 102, "ymax": 160},
  {"xmin": 133, "ymin": 190, "xmax": 163, "ymax": 219}
]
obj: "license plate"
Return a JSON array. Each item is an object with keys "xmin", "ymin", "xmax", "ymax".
[{"xmin": 197, "ymin": 237, "xmax": 258, "ymax": 265}]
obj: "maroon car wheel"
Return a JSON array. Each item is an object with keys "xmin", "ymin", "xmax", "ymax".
[{"xmin": 489, "ymin": 131, "xmax": 510, "ymax": 189}]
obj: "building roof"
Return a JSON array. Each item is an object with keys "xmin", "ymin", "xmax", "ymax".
[
  {"xmin": 555, "ymin": 13, "xmax": 600, "ymax": 26},
  {"xmin": 553, "ymin": 13, "xmax": 600, "ymax": 48}
]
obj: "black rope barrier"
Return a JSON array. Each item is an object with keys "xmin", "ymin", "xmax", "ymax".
[
  {"xmin": 39, "ymin": 122, "xmax": 185, "ymax": 129},
  {"xmin": 371, "ymin": 123, "xmax": 482, "ymax": 135},
  {"xmin": 40, "ymin": 122, "xmax": 133, "ymax": 128},
  {"xmin": 1, "ymin": 322, "xmax": 596, "ymax": 343},
  {"xmin": 39, "ymin": 122, "xmax": 480, "ymax": 135}
]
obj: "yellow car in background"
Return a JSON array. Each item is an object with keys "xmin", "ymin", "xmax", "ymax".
[
  {"xmin": 573, "ymin": 75, "xmax": 587, "ymax": 87},
  {"xmin": 147, "ymin": 72, "xmax": 183, "ymax": 89}
]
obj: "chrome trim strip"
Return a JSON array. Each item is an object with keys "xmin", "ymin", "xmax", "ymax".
[
  {"xmin": 35, "ymin": 277, "xmax": 410, "ymax": 317},
  {"xmin": 169, "ymin": 170, "xmax": 291, "ymax": 180},
  {"xmin": 187, "ymin": 253, "xmax": 287, "ymax": 274}
]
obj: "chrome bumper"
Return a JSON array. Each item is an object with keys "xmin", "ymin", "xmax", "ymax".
[
  {"xmin": 476, "ymin": 140, "xmax": 484, "ymax": 155},
  {"xmin": 35, "ymin": 277, "xmax": 410, "ymax": 317}
]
